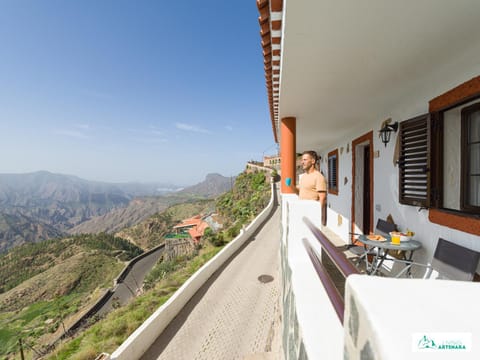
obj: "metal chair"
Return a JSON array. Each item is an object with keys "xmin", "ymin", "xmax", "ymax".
[{"xmin": 396, "ymin": 238, "xmax": 480, "ymax": 281}]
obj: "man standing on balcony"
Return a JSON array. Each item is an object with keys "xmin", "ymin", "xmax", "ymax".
[{"xmin": 296, "ymin": 150, "xmax": 327, "ymax": 224}]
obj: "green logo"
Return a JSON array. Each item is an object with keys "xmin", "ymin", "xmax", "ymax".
[
  {"xmin": 416, "ymin": 334, "xmax": 468, "ymax": 351},
  {"xmin": 418, "ymin": 335, "xmax": 437, "ymax": 349}
]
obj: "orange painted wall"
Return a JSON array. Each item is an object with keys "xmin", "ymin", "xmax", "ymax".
[{"xmin": 280, "ymin": 117, "xmax": 296, "ymax": 194}]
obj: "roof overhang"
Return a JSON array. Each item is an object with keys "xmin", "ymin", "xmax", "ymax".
[{"xmin": 257, "ymin": 0, "xmax": 480, "ymax": 152}]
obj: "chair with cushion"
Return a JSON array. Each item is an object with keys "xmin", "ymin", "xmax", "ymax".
[{"xmin": 396, "ymin": 238, "xmax": 480, "ymax": 281}]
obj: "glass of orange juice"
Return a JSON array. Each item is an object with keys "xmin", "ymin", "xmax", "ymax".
[{"xmin": 391, "ymin": 233, "xmax": 401, "ymax": 245}]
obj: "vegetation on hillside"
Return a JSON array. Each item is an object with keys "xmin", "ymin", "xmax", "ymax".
[
  {"xmin": 0, "ymin": 233, "xmax": 142, "ymax": 295},
  {"xmin": 204, "ymin": 171, "xmax": 271, "ymax": 245},
  {"xmin": 0, "ymin": 234, "xmax": 143, "ymax": 359},
  {"xmin": 217, "ymin": 171, "xmax": 270, "ymax": 224},
  {"xmin": 48, "ymin": 243, "xmax": 223, "ymax": 360}
]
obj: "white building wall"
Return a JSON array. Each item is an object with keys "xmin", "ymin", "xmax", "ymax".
[
  {"xmin": 315, "ymin": 90, "xmax": 480, "ymax": 273},
  {"xmin": 372, "ymin": 104, "xmax": 480, "ymax": 271},
  {"xmin": 318, "ymin": 143, "xmax": 353, "ymax": 242}
]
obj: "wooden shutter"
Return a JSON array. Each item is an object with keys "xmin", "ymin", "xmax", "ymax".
[{"xmin": 398, "ymin": 114, "xmax": 431, "ymax": 207}]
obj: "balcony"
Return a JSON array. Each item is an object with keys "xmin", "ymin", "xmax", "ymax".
[{"xmin": 281, "ymin": 193, "xmax": 480, "ymax": 359}]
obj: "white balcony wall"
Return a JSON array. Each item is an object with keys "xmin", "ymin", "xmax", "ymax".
[
  {"xmin": 281, "ymin": 194, "xmax": 343, "ymax": 359},
  {"xmin": 344, "ymin": 275, "xmax": 480, "ymax": 359}
]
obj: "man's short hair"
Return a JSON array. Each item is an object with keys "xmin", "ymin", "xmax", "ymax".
[{"xmin": 302, "ymin": 150, "xmax": 319, "ymax": 162}]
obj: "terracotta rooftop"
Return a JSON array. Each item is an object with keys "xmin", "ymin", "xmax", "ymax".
[
  {"xmin": 256, "ymin": 0, "xmax": 283, "ymax": 143},
  {"xmin": 173, "ymin": 215, "xmax": 203, "ymax": 229},
  {"xmin": 188, "ymin": 221, "xmax": 209, "ymax": 239}
]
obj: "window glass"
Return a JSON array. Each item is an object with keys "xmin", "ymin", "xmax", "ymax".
[
  {"xmin": 437, "ymin": 100, "xmax": 480, "ymax": 212},
  {"xmin": 469, "ymin": 143, "xmax": 480, "ymax": 174},
  {"xmin": 469, "ymin": 175, "xmax": 480, "ymax": 206},
  {"xmin": 443, "ymin": 107, "xmax": 462, "ymax": 210},
  {"xmin": 328, "ymin": 149, "xmax": 338, "ymax": 195},
  {"xmin": 469, "ymin": 112, "xmax": 480, "ymax": 143},
  {"xmin": 465, "ymin": 106, "xmax": 480, "ymax": 208}
]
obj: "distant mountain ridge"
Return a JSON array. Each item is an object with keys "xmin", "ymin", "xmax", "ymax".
[
  {"xmin": 0, "ymin": 171, "xmax": 232, "ymax": 252},
  {"xmin": 69, "ymin": 196, "xmax": 176, "ymax": 235},
  {"xmin": 0, "ymin": 171, "xmax": 180, "ymax": 252},
  {"xmin": 0, "ymin": 171, "xmax": 181, "ymax": 203},
  {"xmin": 69, "ymin": 173, "xmax": 233, "ymax": 235},
  {"xmin": 179, "ymin": 173, "xmax": 233, "ymax": 197}
]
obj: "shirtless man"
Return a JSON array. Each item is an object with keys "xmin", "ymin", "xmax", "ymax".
[{"xmin": 296, "ymin": 151, "xmax": 327, "ymax": 224}]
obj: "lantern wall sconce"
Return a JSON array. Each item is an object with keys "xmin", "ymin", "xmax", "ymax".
[{"xmin": 379, "ymin": 121, "xmax": 399, "ymax": 147}]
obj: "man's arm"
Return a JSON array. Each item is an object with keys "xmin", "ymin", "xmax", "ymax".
[
  {"xmin": 318, "ymin": 191, "xmax": 326, "ymax": 205},
  {"xmin": 294, "ymin": 184, "xmax": 300, "ymax": 195},
  {"xmin": 318, "ymin": 190, "xmax": 327, "ymax": 226},
  {"xmin": 316, "ymin": 173, "xmax": 327, "ymax": 205}
]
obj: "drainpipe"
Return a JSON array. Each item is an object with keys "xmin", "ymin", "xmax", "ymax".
[{"xmin": 280, "ymin": 117, "xmax": 296, "ymax": 194}]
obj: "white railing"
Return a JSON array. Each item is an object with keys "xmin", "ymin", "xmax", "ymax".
[{"xmin": 280, "ymin": 195, "xmax": 344, "ymax": 359}]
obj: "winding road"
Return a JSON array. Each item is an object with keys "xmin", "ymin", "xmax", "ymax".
[{"xmin": 97, "ymin": 245, "xmax": 165, "ymax": 316}]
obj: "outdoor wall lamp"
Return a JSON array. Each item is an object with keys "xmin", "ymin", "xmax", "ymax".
[{"xmin": 379, "ymin": 121, "xmax": 398, "ymax": 147}]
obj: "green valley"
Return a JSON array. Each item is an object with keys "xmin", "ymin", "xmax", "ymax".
[{"xmin": 0, "ymin": 171, "xmax": 271, "ymax": 360}]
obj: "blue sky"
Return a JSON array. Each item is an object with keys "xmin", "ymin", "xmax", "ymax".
[{"xmin": 0, "ymin": 1, "xmax": 275, "ymax": 185}]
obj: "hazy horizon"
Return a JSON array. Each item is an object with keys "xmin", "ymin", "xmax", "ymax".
[
  {"xmin": 0, "ymin": 1, "xmax": 275, "ymax": 185},
  {"xmin": 0, "ymin": 168, "xmax": 235, "ymax": 187}
]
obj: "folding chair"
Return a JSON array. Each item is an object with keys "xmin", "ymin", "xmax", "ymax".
[{"xmin": 396, "ymin": 238, "xmax": 480, "ymax": 281}]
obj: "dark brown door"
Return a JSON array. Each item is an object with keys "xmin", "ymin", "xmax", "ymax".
[{"xmin": 363, "ymin": 145, "xmax": 371, "ymax": 233}]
